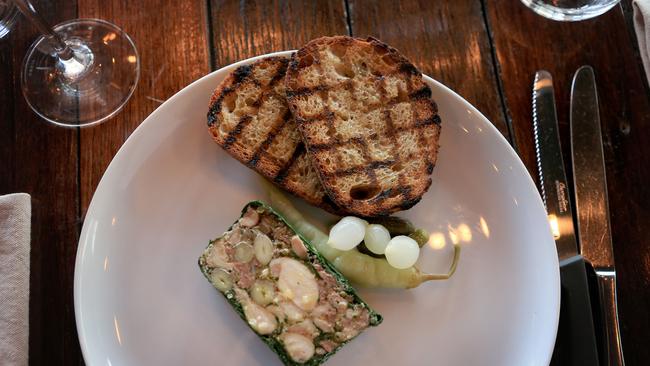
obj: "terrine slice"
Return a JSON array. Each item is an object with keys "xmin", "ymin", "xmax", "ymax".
[{"xmin": 198, "ymin": 201, "xmax": 382, "ymax": 365}]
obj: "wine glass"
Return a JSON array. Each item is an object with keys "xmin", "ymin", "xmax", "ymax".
[
  {"xmin": 520, "ymin": 0, "xmax": 620, "ymax": 21},
  {"xmin": 7, "ymin": 0, "xmax": 140, "ymax": 127}
]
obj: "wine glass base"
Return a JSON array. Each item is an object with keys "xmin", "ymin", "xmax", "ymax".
[{"xmin": 21, "ymin": 18, "xmax": 140, "ymax": 127}]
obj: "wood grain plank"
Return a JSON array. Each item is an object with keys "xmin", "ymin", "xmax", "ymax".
[
  {"xmin": 78, "ymin": 0, "xmax": 211, "ymax": 213},
  {"xmin": 209, "ymin": 0, "xmax": 348, "ymax": 68},
  {"xmin": 486, "ymin": 2, "xmax": 650, "ymax": 364},
  {"xmin": 0, "ymin": 0, "xmax": 82, "ymax": 364},
  {"xmin": 347, "ymin": 0, "xmax": 510, "ymax": 139}
]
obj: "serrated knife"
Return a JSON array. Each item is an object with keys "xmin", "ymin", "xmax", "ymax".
[
  {"xmin": 571, "ymin": 65, "xmax": 625, "ymax": 366},
  {"xmin": 532, "ymin": 70, "xmax": 599, "ymax": 365}
]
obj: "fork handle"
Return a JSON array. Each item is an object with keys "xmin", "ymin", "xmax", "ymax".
[{"xmin": 595, "ymin": 271, "xmax": 625, "ymax": 366}]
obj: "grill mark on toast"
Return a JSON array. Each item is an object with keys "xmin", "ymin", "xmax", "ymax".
[
  {"xmin": 209, "ymin": 70, "xmax": 255, "ymax": 129},
  {"xmin": 211, "ymin": 59, "xmax": 285, "ymax": 128},
  {"xmin": 207, "ymin": 104, "xmax": 220, "ymax": 127},
  {"xmin": 377, "ymin": 75, "xmax": 409, "ymax": 203},
  {"xmin": 352, "ymin": 79, "xmax": 379, "ymax": 191},
  {"xmin": 269, "ymin": 59, "xmax": 289, "ymax": 85},
  {"xmin": 339, "ymin": 138, "xmax": 379, "ymax": 187},
  {"xmin": 321, "ymin": 194, "xmax": 338, "ymax": 210},
  {"xmin": 365, "ymin": 36, "xmax": 419, "ymax": 76},
  {"xmin": 291, "ymin": 74, "xmax": 402, "ymax": 98},
  {"xmin": 400, "ymin": 117, "xmax": 438, "ymax": 131},
  {"xmin": 288, "ymin": 79, "xmax": 426, "ymax": 104},
  {"xmin": 208, "ymin": 87, "xmax": 236, "ymax": 126},
  {"xmin": 321, "ymin": 109, "xmax": 338, "ymax": 145},
  {"xmin": 309, "ymin": 140, "xmax": 337, "ymax": 151},
  {"xmin": 248, "ymin": 109, "xmax": 292, "ymax": 168},
  {"xmin": 369, "ymin": 186, "xmax": 412, "ymax": 212},
  {"xmin": 286, "ymin": 85, "xmax": 328, "ymax": 98},
  {"xmin": 307, "ymin": 48, "xmax": 361, "ymax": 206},
  {"xmin": 398, "ymin": 195, "xmax": 423, "ymax": 210},
  {"xmin": 406, "ymin": 76, "xmax": 433, "ymax": 181},
  {"xmin": 398, "ymin": 62, "xmax": 419, "ymax": 76},
  {"xmin": 311, "ymin": 50, "xmax": 343, "ymax": 165},
  {"xmin": 414, "ymin": 114, "xmax": 441, "ymax": 128},
  {"xmin": 274, "ymin": 143, "xmax": 305, "ymax": 183},
  {"xmin": 297, "ymin": 111, "xmax": 336, "ymax": 124},
  {"xmin": 427, "ymin": 162, "xmax": 435, "ymax": 174},
  {"xmin": 400, "ymin": 77, "xmax": 422, "ymax": 202},
  {"xmin": 289, "ymin": 80, "xmax": 420, "ymax": 124},
  {"xmin": 287, "ymin": 79, "xmax": 351, "ymax": 102},
  {"xmin": 382, "ymin": 108, "xmax": 407, "ymax": 200},
  {"xmin": 232, "ymin": 64, "xmax": 253, "ymax": 83},
  {"xmin": 223, "ymin": 115, "xmax": 253, "ymax": 149},
  {"xmin": 409, "ymin": 86, "xmax": 432, "ymax": 100},
  {"xmin": 329, "ymin": 159, "xmax": 395, "ymax": 177},
  {"xmin": 308, "ymin": 115, "xmax": 437, "ymax": 151}
]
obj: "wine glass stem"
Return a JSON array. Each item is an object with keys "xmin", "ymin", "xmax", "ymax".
[{"xmin": 13, "ymin": 0, "xmax": 73, "ymax": 60}]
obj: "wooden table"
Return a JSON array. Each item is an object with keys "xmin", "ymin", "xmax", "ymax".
[{"xmin": 1, "ymin": 0, "xmax": 648, "ymax": 364}]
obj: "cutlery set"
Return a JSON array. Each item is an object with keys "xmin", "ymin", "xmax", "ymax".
[{"xmin": 533, "ymin": 66, "xmax": 624, "ymax": 365}]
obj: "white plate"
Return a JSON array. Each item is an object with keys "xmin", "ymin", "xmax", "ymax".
[{"xmin": 75, "ymin": 51, "xmax": 559, "ymax": 366}]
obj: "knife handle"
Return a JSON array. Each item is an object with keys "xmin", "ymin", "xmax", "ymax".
[
  {"xmin": 595, "ymin": 271, "xmax": 625, "ymax": 366},
  {"xmin": 552, "ymin": 256, "xmax": 600, "ymax": 366}
]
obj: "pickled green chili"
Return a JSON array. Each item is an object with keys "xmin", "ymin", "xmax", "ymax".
[{"xmin": 265, "ymin": 182, "xmax": 460, "ymax": 289}]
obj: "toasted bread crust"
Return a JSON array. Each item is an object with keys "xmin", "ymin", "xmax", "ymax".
[
  {"xmin": 285, "ymin": 36, "xmax": 441, "ymax": 216},
  {"xmin": 207, "ymin": 56, "xmax": 341, "ymax": 213}
]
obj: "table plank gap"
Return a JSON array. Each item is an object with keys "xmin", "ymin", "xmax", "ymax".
[
  {"xmin": 480, "ymin": 0, "xmax": 517, "ymax": 149},
  {"xmin": 343, "ymin": 0, "xmax": 353, "ymax": 36},
  {"xmin": 208, "ymin": 0, "xmax": 348, "ymax": 68},
  {"xmin": 205, "ymin": 0, "xmax": 218, "ymax": 71},
  {"xmin": 0, "ymin": 41, "xmax": 16, "ymax": 193},
  {"xmin": 347, "ymin": 0, "xmax": 510, "ymax": 139},
  {"xmin": 620, "ymin": 0, "xmax": 650, "ymax": 93}
]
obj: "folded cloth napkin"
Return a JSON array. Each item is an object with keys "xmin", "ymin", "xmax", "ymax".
[
  {"xmin": 634, "ymin": 0, "xmax": 650, "ymax": 85},
  {"xmin": 0, "ymin": 193, "xmax": 31, "ymax": 366}
]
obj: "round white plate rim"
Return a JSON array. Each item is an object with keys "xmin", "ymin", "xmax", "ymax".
[{"xmin": 74, "ymin": 50, "xmax": 560, "ymax": 365}]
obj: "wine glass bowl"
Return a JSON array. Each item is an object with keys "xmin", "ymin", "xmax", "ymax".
[
  {"xmin": 21, "ymin": 18, "xmax": 139, "ymax": 127},
  {"xmin": 520, "ymin": 0, "xmax": 620, "ymax": 21}
]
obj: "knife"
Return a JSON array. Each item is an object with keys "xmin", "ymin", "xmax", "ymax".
[
  {"xmin": 532, "ymin": 70, "xmax": 600, "ymax": 365},
  {"xmin": 570, "ymin": 65, "xmax": 625, "ymax": 366}
]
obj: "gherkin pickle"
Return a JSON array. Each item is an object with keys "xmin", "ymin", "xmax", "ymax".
[
  {"xmin": 367, "ymin": 216, "xmax": 416, "ymax": 236},
  {"xmin": 408, "ymin": 228, "xmax": 430, "ymax": 248}
]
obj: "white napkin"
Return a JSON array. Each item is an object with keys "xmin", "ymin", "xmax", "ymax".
[
  {"xmin": 0, "ymin": 193, "xmax": 31, "ymax": 366},
  {"xmin": 634, "ymin": 0, "xmax": 650, "ymax": 85}
]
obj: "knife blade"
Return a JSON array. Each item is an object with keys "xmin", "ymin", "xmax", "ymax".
[
  {"xmin": 533, "ymin": 70, "xmax": 579, "ymax": 258},
  {"xmin": 533, "ymin": 70, "xmax": 599, "ymax": 365},
  {"xmin": 570, "ymin": 65, "xmax": 625, "ymax": 366}
]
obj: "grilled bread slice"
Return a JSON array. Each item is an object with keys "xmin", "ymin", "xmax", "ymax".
[
  {"xmin": 207, "ymin": 57, "xmax": 339, "ymax": 213},
  {"xmin": 285, "ymin": 36, "xmax": 441, "ymax": 217}
]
